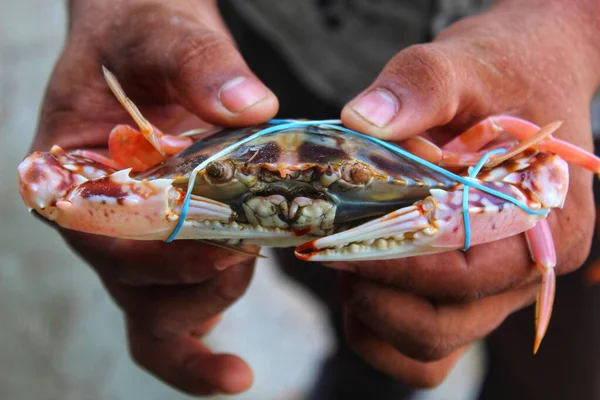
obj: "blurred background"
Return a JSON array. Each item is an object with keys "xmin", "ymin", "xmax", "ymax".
[{"xmin": 0, "ymin": 1, "xmax": 489, "ymax": 399}]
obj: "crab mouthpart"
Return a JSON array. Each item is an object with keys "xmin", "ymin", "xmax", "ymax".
[
  {"xmin": 241, "ymin": 195, "xmax": 337, "ymax": 236},
  {"xmin": 295, "ymin": 199, "xmax": 441, "ymax": 261}
]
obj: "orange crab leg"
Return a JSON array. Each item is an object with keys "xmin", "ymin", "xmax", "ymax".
[
  {"xmin": 102, "ymin": 67, "xmax": 193, "ymax": 171},
  {"xmin": 444, "ymin": 116, "xmax": 600, "ymax": 175},
  {"xmin": 400, "ymin": 116, "xmax": 600, "ymax": 177},
  {"xmin": 437, "ymin": 121, "xmax": 560, "ymax": 167},
  {"xmin": 399, "ymin": 136, "xmax": 443, "ymax": 164},
  {"xmin": 108, "ymin": 125, "xmax": 166, "ymax": 171},
  {"xmin": 442, "ymin": 117, "xmax": 506, "ymax": 153},
  {"xmin": 490, "ymin": 116, "xmax": 600, "ymax": 176}
]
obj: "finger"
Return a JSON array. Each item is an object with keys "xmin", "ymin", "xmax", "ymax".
[
  {"xmin": 190, "ymin": 315, "xmax": 223, "ymax": 338},
  {"xmin": 327, "ymin": 186, "xmax": 594, "ymax": 302},
  {"xmin": 106, "ymin": 240, "xmax": 258, "ymax": 285},
  {"xmin": 103, "ymin": 3, "xmax": 278, "ymax": 126},
  {"xmin": 328, "ymin": 234, "xmax": 534, "ymax": 302},
  {"xmin": 341, "ymin": 273, "xmax": 537, "ymax": 361},
  {"xmin": 103, "ymin": 261, "xmax": 255, "ymax": 338},
  {"xmin": 127, "ymin": 318, "xmax": 253, "ymax": 395},
  {"xmin": 62, "ymin": 230, "xmax": 257, "ymax": 285},
  {"xmin": 341, "ymin": 44, "xmax": 465, "ymax": 140},
  {"xmin": 344, "ymin": 310, "xmax": 467, "ymax": 388}
]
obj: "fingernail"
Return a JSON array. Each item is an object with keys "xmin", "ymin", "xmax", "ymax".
[
  {"xmin": 215, "ymin": 261, "xmax": 231, "ymax": 271},
  {"xmin": 351, "ymin": 89, "xmax": 399, "ymax": 128},
  {"xmin": 215, "ymin": 257, "xmax": 240, "ymax": 271},
  {"xmin": 219, "ymin": 77, "xmax": 268, "ymax": 113}
]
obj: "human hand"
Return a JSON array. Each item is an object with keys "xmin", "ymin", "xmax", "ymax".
[
  {"xmin": 337, "ymin": 0, "xmax": 599, "ymax": 387},
  {"xmin": 32, "ymin": 0, "xmax": 279, "ymax": 394}
]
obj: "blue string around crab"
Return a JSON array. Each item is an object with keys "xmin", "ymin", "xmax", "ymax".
[
  {"xmin": 165, "ymin": 119, "xmax": 549, "ymax": 251},
  {"xmin": 461, "ymin": 148, "xmax": 508, "ymax": 250}
]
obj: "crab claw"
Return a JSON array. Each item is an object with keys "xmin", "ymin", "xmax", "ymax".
[
  {"xmin": 296, "ymin": 198, "xmax": 440, "ymax": 261},
  {"xmin": 295, "ymin": 183, "xmax": 551, "ymax": 262},
  {"xmin": 18, "ymin": 148, "xmax": 235, "ymax": 240},
  {"xmin": 18, "ymin": 148, "xmax": 86, "ymax": 213}
]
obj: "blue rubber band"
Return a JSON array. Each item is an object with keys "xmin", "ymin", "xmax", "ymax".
[
  {"xmin": 165, "ymin": 171, "xmax": 199, "ymax": 242},
  {"xmin": 165, "ymin": 119, "xmax": 548, "ymax": 243},
  {"xmin": 461, "ymin": 148, "xmax": 508, "ymax": 251}
]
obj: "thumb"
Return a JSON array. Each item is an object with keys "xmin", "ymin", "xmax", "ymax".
[
  {"xmin": 164, "ymin": 29, "xmax": 279, "ymax": 126},
  {"xmin": 102, "ymin": 3, "xmax": 280, "ymax": 127},
  {"xmin": 341, "ymin": 44, "xmax": 468, "ymax": 140}
]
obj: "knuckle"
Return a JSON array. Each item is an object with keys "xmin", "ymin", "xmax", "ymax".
[
  {"xmin": 170, "ymin": 29, "xmax": 235, "ymax": 89},
  {"xmin": 214, "ymin": 281, "xmax": 245, "ymax": 304},
  {"xmin": 345, "ymin": 282, "xmax": 378, "ymax": 318},
  {"xmin": 453, "ymin": 286, "xmax": 484, "ymax": 303},
  {"xmin": 102, "ymin": 3, "xmax": 179, "ymax": 65},
  {"xmin": 408, "ymin": 255, "xmax": 481, "ymax": 303},
  {"xmin": 402, "ymin": 328, "xmax": 452, "ymax": 362},
  {"xmin": 389, "ymin": 44, "xmax": 458, "ymax": 121},
  {"xmin": 213, "ymin": 265, "xmax": 253, "ymax": 304},
  {"xmin": 118, "ymin": 2, "xmax": 172, "ymax": 28},
  {"xmin": 172, "ymin": 29, "xmax": 219, "ymax": 67},
  {"xmin": 136, "ymin": 307, "xmax": 177, "ymax": 339}
]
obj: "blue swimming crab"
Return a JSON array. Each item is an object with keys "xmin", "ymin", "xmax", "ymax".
[{"xmin": 18, "ymin": 67, "xmax": 600, "ymax": 353}]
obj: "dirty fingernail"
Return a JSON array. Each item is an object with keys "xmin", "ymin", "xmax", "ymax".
[
  {"xmin": 351, "ymin": 89, "xmax": 399, "ymax": 128},
  {"xmin": 219, "ymin": 77, "xmax": 268, "ymax": 113}
]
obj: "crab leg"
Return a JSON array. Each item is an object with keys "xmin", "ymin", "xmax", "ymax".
[
  {"xmin": 403, "ymin": 116, "xmax": 600, "ymax": 175},
  {"xmin": 442, "ymin": 121, "xmax": 560, "ymax": 167},
  {"xmin": 447, "ymin": 116, "xmax": 600, "ymax": 174},
  {"xmin": 480, "ymin": 116, "xmax": 600, "ymax": 176},
  {"xmin": 102, "ymin": 67, "xmax": 193, "ymax": 171},
  {"xmin": 525, "ymin": 220, "xmax": 557, "ymax": 354}
]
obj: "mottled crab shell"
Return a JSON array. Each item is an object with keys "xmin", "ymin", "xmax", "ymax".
[{"xmin": 136, "ymin": 124, "xmax": 456, "ymax": 225}]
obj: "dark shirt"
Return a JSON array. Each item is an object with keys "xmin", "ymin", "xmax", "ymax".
[{"xmin": 229, "ymin": 0, "xmax": 493, "ymax": 106}]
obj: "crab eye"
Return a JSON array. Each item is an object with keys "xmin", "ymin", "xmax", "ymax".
[
  {"xmin": 205, "ymin": 160, "xmax": 234, "ymax": 184},
  {"xmin": 341, "ymin": 162, "xmax": 373, "ymax": 186}
]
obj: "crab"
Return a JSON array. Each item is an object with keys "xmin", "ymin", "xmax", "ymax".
[{"xmin": 18, "ymin": 67, "xmax": 600, "ymax": 353}]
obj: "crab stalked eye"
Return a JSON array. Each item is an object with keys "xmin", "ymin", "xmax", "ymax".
[
  {"xmin": 341, "ymin": 162, "xmax": 373, "ymax": 186},
  {"xmin": 320, "ymin": 165, "xmax": 341, "ymax": 187},
  {"xmin": 205, "ymin": 160, "xmax": 234, "ymax": 184}
]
